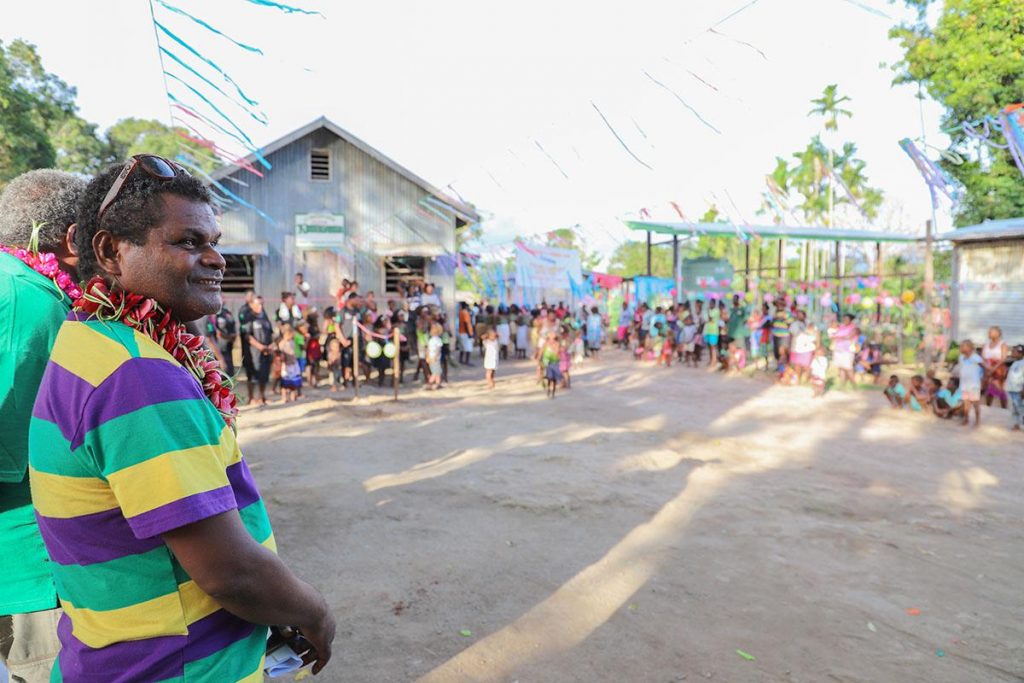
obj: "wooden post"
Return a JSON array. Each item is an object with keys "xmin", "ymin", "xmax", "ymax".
[
  {"xmin": 672, "ymin": 234, "xmax": 680, "ymax": 303},
  {"xmin": 923, "ymin": 219, "xmax": 935, "ymax": 370},
  {"xmin": 646, "ymin": 231, "xmax": 652, "ymax": 276},
  {"xmin": 744, "ymin": 241, "xmax": 751, "ymax": 293},
  {"xmin": 392, "ymin": 327, "xmax": 400, "ymax": 402},
  {"xmin": 777, "ymin": 239, "xmax": 784, "ymax": 286},
  {"xmin": 834, "ymin": 240, "xmax": 842, "ymax": 314},
  {"xmin": 875, "ymin": 241, "xmax": 883, "ymax": 322},
  {"xmin": 353, "ymin": 325, "xmax": 360, "ymax": 398}
]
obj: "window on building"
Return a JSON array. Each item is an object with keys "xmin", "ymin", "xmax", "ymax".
[
  {"xmin": 222, "ymin": 254, "xmax": 257, "ymax": 293},
  {"xmin": 383, "ymin": 256, "xmax": 427, "ymax": 294},
  {"xmin": 310, "ymin": 148, "xmax": 330, "ymax": 181}
]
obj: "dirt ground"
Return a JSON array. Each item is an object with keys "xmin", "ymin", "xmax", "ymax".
[{"xmin": 239, "ymin": 351, "xmax": 1024, "ymax": 683}]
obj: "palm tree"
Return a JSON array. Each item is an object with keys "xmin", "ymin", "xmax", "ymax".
[{"xmin": 809, "ymin": 84, "xmax": 853, "ymax": 132}]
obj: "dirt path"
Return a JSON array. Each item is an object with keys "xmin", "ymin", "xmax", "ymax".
[{"xmin": 239, "ymin": 352, "xmax": 1024, "ymax": 683}]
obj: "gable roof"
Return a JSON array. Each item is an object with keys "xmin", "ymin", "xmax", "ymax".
[{"xmin": 209, "ymin": 116, "xmax": 479, "ymax": 224}]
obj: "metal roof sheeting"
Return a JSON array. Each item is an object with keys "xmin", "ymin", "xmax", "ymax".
[
  {"xmin": 939, "ymin": 217, "xmax": 1024, "ymax": 243},
  {"xmin": 624, "ymin": 221, "xmax": 921, "ymax": 243}
]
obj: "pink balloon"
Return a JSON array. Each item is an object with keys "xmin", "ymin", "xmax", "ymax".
[
  {"xmin": 796, "ymin": 294, "xmax": 809, "ymax": 306},
  {"xmin": 764, "ymin": 293, "xmax": 775, "ymax": 303},
  {"xmin": 820, "ymin": 294, "xmax": 832, "ymax": 306}
]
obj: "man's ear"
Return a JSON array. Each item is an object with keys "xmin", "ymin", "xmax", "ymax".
[
  {"xmin": 64, "ymin": 224, "xmax": 78, "ymax": 257},
  {"xmin": 92, "ymin": 230, "xmax": 123, "ymax": 278}
]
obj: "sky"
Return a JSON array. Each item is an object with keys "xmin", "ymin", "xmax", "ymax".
[{"xmin": 3, "ymin": 0, "xmax": 953, "ymax": 265}]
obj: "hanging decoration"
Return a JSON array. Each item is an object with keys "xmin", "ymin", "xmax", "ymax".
[
  {"xmin": 590, "ymin": 101, "xmax": 655, "ymax": 171},
  {"xmin": 147, "ymin": 0, "xmax": 322, "ymax": 222},
  {"xmin": 898, "ymin": 138, "xmax": 961, "ymax": 208}
]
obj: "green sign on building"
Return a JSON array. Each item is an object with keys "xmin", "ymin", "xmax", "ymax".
[{"xmin": 295, "ymin": 213, "xmax": 346, "ymax": 248}]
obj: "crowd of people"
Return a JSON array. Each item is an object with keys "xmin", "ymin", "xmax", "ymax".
[{"xmin": 609, "ymin": 295, "xmax": 1023, "ymax": 429}]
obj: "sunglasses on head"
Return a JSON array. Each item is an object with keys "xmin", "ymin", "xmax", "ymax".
[{"xmin": 97, "ymin": 154, "xmax": 186, "ymax": 222}]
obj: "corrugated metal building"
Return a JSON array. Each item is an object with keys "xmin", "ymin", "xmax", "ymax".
[
  {"xmin": 946, "ymin": 218, "xmax": 1024, "ymax": 344},
  {"xmin": 211, "ymin": 116, "xmax": 478, "ymax": 312}
]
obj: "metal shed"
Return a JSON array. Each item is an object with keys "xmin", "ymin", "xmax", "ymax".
[
  {"xmin": 210, "ymin": 116, "xmax": 478, "ymax": 313},
  {"xmin": 941, "ymin": 218, "xmax": 1024, "ymax": 345}
]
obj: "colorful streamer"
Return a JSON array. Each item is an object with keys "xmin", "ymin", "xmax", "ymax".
[
  {"xmin": 244, "ymin": 0, "xmax": 325, "ymax": 17},
  {"xmin": 534, "ymin": 139, "xmax": 570, "ymax": 179},
  {"xmin": 154, "ymin": 20, "xmax": 263, "ymax": 112},
  {"xmin": 161, "ymin": 47, "xmax": 269, "ymax": 124},
  {"xmin": 590, "ymin": 101, "xmax": 655, "ymax": 171},
  {"xmin": 155, "ymin": 0, "xmax": 264, "ymax": 54},
  {"xmin": 642, "ymin": 70, "xmax": 722, "ymax": 135}
]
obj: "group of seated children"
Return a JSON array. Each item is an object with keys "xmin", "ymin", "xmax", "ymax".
[{"xmin": 883, "ymin": 341, "xmax": 1024, "ymax": 428}]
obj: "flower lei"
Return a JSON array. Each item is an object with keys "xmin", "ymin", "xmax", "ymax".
[
  {"xmin": 74, "ymin": 276, "xmax": 239, "ymax": 430},
  {"xmin": 0, "ymin": 245, "xmax": 83, "ymax": 301}
]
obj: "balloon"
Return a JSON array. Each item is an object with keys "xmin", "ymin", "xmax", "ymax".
[
  {"xmin": 720, "ymin": 278, "xmax": 732, "ymax": 288},
  {"xmin": 366, "ymin": 341, "xmax": 382, "ymax": 359},
  {"xmin": 764, "ymin": 293, "xmax": 774, "ymax": 303},
  {"xmin": 883, "ymin": 296, "xmax": 895, "ymax": 308},
  {"xmin": 820, "ymin": 293, "xmax": 832, "ymax": 307},
  {"xmin": 901, "ymin": 290, "xmax": 916, "ymax": 304},
  {"xmin": 861, "ymin": 297, "xmax": 874, "ymax": 309},
  {"xmin": 796, "ymin": 294, "xmax": 809, "ymax": 306},
  {"xmin": 744, "ymin": 291, "xmax": 754, "ymax": 303},
  {"xmin": 849, "ymin": 293, "xmax": 862, "ymax": 305},
  {"xmin": 383, "ymin": 342, "xmax": 397, "ymax": 359}
]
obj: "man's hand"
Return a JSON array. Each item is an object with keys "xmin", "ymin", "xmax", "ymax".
[{"xmin": 298, "ymin": 611, "xmax": 336, "ymax": 675}]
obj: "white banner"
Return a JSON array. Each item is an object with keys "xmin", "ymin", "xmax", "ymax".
[{"xmin": 515, "ymin": 244, "xmax": 582, "ymax": 290}]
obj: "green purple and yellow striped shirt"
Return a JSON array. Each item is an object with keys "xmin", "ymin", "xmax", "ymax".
[{"xmin": 29, "ymin": 313, "xmax": 274, "ymax": 682}]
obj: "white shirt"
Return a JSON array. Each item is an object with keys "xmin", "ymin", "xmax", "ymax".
[
  {"xmin": 811, "ymin": 355, "xmax": 828, "ymax": 380},
  {"xmin": 427, "ymin": 335, "xmax": 443, "ymax": 361},
  {"xmin": 959, "ymin": 353, "xmax": 984, "ymax": 394},
  {"xmin": 1006, "ymin": 359, "xmax": 1024, "ymax": 393},
  {"xmin": 483, "ymin": 339, "xmax": 499, "ymax": 369}
]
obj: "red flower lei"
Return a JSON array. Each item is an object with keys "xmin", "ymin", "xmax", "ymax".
[
  {"xmin": 0, "ymin": 245, "xmax": 83, "ymax": 300},
  {"xmin": 73, "ymin": 276, "xmax": 239, "ymax": 430}
]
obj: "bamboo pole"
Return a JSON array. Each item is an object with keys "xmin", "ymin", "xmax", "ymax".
[
  {"xmin": 353, "ymin": 325, "xmax": 360, "ymax": 398},
  {"xmin": 392, "ymin": 327, "xmax": 400, "ymax": 402}
]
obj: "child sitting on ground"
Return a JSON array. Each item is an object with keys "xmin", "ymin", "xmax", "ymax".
[
  {"xmin": 934, "ymin": 377, "xmax": 963, "ymax": 419},
  {"xmin": 884, "ymin": 374, "xmax": 905, "ymax": 408},
  {"xmin": 724, "ymin": 340, "xmax": 747, "ymax": 373},
  {"xmin": 906, "ymin": 375, "xmax": 929, "ymax": 412},
  {"xmin": 776, "ymin": 347, "xmax": 798, "ymax": 385}
]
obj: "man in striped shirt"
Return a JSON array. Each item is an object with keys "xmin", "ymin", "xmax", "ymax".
[{"xmin": 29, "ymin": 158, "xmax": 334, "ymax": 682}]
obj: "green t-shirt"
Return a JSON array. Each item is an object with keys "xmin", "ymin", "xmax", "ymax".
[
  {"xmin": 727, "ymin": 305, "xmax": 750, "ymax": 339},
  {"xmin": 0, "ymin": 252, "xmax": 69, "ymax": 613}
]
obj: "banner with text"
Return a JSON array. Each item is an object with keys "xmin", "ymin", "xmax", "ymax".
[{"xmin": 514, "ymin": 243, "xmax": 583, "ymax": 292}]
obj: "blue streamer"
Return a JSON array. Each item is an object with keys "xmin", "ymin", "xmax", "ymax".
[
  {"xmin": 155, "ymin": 0, "xmax": 264, "ymax": 54},
  {"xmin": 166, "ymin": 72, "xmax": 264, "ymax": 152},
  {"xmin": 155, "ymin": 20, "xmax": 268, "ymax": 127},
  {"xmin": 244, "ymin": 0, "xmax": 324, "ymax": 16},
  {"xmin": 162, "ymin": 47, "xmax": 268, "ymax": 124},
  {"xmin": 169, "ymin": 92, "xmax": 270, "ymax": 169},
  {"xmin": 176, "ymin": 154, "xmax": 275, "ymax": 224},
  {"xmin": 418, "ymin": 199, "xmax": 452, "ymax": 225}
]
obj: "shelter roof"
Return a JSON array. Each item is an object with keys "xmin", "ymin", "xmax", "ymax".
[
  {"xmin": 624, "ymin": 221, "xmax": 921, "ymax": 243},
  {"xmin": 937, "ymin": 218, "xmax": 1024, "ymax": 243}
]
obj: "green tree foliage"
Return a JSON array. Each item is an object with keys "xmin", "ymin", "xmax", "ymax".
[
  {"xmin": 890, "ymin": 0, "xmax": 1024, "ymax": 225},
  {"xmin": 0, "ymin": 39, "xmax": 73, "ymax": 184},
  {"xmin": 545, "ymin": 227, "xmax": 602, "ymax": 271},
  {"xmin": 0, "ymin": 39, "xmax": 217, "ymax": 187},
  {"xmin": 607, "ymin": 240, "xmax": 673, "ymax": 278},
  {"xmin": 765, "ymin": 86, "xmax": 883, "ymax": 227}
]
